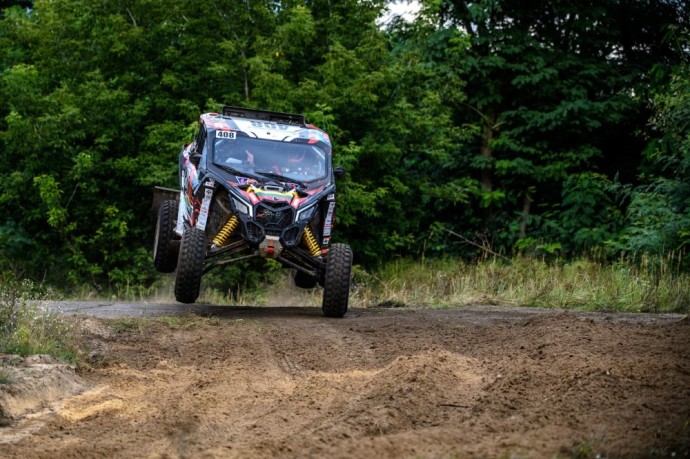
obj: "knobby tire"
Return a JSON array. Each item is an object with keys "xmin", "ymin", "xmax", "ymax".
[
  {"xmin": 321, "ymin": 243, "xmax": 353, "ymax": 318},
  {"xmin": 153, "ymin": 200, "xmax": 180, "ymax": 273},
  {"xmin": 174, "ymin": 227, "xmax": 206, "ymax": 304}
]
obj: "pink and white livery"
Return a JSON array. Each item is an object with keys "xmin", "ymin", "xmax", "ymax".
[{"xmin": 152, "ymin": 106, "xmax": 352, "ymax": 317}]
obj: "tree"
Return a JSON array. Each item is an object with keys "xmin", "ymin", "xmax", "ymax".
[
  {"xmin": 417, "ymin": 0, "xmax": 688, "ymax": 253},
  {"xmin": 0, "ymin": 0, "xmax": 441, "ymax": 283},
  {"xmin": 622, "ymin": 23, "xmax": 690, "ymax": 257}
]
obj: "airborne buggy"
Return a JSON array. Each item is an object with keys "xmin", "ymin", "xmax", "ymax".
[{"xmin": 152, "ymin": 106, "xmax": 352, "ymax": 317}]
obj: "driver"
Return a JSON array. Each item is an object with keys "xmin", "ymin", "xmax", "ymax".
[
  {"xmin": 217, "ymin": 137, "xmax": 255, "ymax": 171},
  {"xmin": 244, "ymin": 149, "xmax": 255, "ymax": 168},
  {"xmin": 283, "ymin": 148, "xmax": 311, "ymax": 176}
]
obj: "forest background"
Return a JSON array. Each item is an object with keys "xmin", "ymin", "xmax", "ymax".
[{"xmin": 0, "ymin": 0, "xmax": 689, "ymax": 303}]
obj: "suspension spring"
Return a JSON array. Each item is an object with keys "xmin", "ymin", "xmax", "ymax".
[
  {"xmin": 212, "ymin": 214, "xmax": 240, "ymax": 247},
  {"xmin": 302, "ymin": 226, "xmax": 321, "ymax": 258}
]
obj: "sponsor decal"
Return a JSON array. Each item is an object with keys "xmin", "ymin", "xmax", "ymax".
[
  {"xmin": 196, "ymin": 188, "xmax": 213, "ymax": 231},
  {"xmin": 236, "ymin": 177, "xmax": 258, "ymax": 186},
  {"xmin": 175, "ymin": 190, "xmax": 186, "ymax": 235},
  {"xmin": 182, "ymin": 159, "xmax": 199, "ymax": 190},
  {"xmin": 327, "ymin": 193, "xmax": 335, "ymax": 201},
  {"xmin": 249, "ymin": 121, "xmax": 290, "ymax": 130},
  {"xmin": 323, "ymin": 202, "xmax": 335, "ymax": 237}
]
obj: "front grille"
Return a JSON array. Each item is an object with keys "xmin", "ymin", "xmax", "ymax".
[
  {"xmin": 282, "ymin": 226, "xmax": 301, "ymax": 246},
  {"xmin": 256, "ymin": 203, "xmax": 293, "ymax": 230},
  {"xmin": 246, "ymin": 222, "xmax": 264, "ymax": 242}
]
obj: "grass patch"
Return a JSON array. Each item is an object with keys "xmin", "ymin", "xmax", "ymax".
[
  {"xmin": 351, "ymin": 256, "xmax": 690, "ymax": 313},
  {"xmin": 53, "ymin": 254, "xmax": 690, "ymax": 314},
  {"xmin": 0, "ymin": 369, "xmax": 13, "ymax": 385},
  {"xmin": 108, "ymin": 316, "xmax": 148, "ymax": 334},
  {"xmin": 0, "ymin": 275, "xmax": 82, "ymax": 362}
]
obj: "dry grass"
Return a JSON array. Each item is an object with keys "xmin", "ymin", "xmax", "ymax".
[
  {"xmin": 66, "ymin": 255, "xmax": 690, "ymax": 314},
  {"xmin": 0, "ymin": 277, "xmax": 82, "ymax": 362},
  {"xmin": 350, "ymin": 256, "xmax": 690, "ymax": 313}
]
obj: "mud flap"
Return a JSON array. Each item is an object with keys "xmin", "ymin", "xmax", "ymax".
[{"xmin": 151, "ymin": 186, "xmax": 180, "ymax": 217}]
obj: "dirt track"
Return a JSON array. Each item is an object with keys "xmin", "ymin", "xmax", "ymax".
[{"xmin": 1, "ymin": 305, "xmax": 689, "ymax": 458}]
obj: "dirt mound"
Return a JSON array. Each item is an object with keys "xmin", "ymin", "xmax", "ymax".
[
  {"xmin": 0, "ymin": 305, "xmax": 688, "ymax": 458},
  {"xmin": 0, "ymin": 355, "xmax": 86, "ymax": 427}
]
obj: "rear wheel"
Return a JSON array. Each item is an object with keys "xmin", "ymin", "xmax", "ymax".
[
  {"xmin": 153, "ymin": 200, "xmax": 180, "ymax": 273},
  {"xmin": 321, "ymin": 243, "xmax": 353, "ymax": 318},
  {"xmin": 293, "ymin": 269, "xmax": 318, "ymax": 289},
  {"xmin": 174, "ymin": 227, "xmax": 206, "ymax": 304}
]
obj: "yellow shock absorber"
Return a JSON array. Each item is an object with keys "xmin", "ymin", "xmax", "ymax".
[
  {"xmin": 212, "ymin": 214, "xmax": 239, "ymax": 247},
  {"xmin": 302, "ymin": 226, "xmax": 321, "ymax": 258}
]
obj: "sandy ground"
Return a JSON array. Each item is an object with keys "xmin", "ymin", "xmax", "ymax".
[{"xmin": 0, "ymin": 304, "xmax": 689, "ymax": 458}]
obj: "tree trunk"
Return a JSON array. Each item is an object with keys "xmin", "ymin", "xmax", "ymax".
[
  {"xmin": 519, "ymin": 193, "xmax": 533, "ymax": 239},
  {"xmin": 243, "ymin": 67, "xmax": 250, "ymax": 101},
  {"xmin": 480, "ymin": 111, "xmax": 495, "ymax": 223}
]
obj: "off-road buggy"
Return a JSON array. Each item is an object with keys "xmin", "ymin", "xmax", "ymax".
[{"xmin": 152, "ymin": 106, "xmax": 352, "ymax": 317}]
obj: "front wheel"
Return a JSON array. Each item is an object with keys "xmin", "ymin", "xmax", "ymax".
[
  {"xmin": 321, "ymin": 243, "xmax": 353, "ymax": 318},
  {"xmin": 174, "ymin": 227, "xmax": 206, "ymax": 304},
  {"xmin": 153, "ymin": 200, "xmax": 180, "ymax": 273}
]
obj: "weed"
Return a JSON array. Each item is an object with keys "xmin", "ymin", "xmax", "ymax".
[
  {"xmin": 0, "ymin": 274, "xmax": 81, "ymax": 362},
  {"xmin": 107, "ymin": 317, "xmax": 147, "ymax": 334},
  {"xmin": 0, "ymin": 369, "xmax": 13, "ymax": 385}
]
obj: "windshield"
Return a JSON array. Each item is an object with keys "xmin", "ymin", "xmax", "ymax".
[{"xmin": 212, "ymin": 132, "xmax": 328, "ymax": 183}]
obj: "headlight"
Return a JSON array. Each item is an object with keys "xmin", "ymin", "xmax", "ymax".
[
  {"xmin": 296, "ymin": 204, "xmax": 316, "ymax": 222},
  {"xmin": 232, "ymin": 197, "xmax": 252, "ymax": 217}
]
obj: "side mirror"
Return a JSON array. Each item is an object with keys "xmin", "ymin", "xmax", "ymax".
[{"xmin": 334, "ymin": 167, "xmax": 346, "ymax": 180}]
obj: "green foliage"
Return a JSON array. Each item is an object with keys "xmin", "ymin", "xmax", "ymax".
[
  {"xmin": 0, "ymin": 0, "xmax": 689, "ymax": 292},
  {"xmin": 415, "ymin": 0, "xmax": 686, "ymax": 257},
  {"xmin": 621, "ymin": 179, "xmax": 690, "ymax": 255},
  {"xmin": 632, "ymin": 56, "xmax": 690, "ymax": 258},
  {"xmin": 559, "ymin": 172, "xmax": 624, "ymax": 251},
  {"xmin": 201, "ymin": 258, "xmax": 284, "ymax": 301}
]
